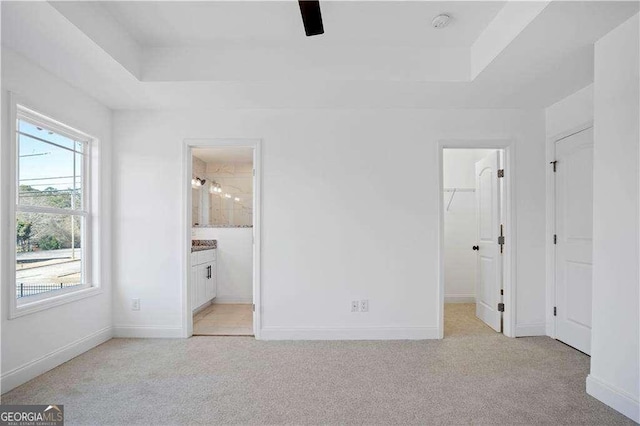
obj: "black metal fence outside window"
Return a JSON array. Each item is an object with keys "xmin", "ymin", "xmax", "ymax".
[{"xmin": 16, "ymin": 283, "xmax": 82, "ymax": 299}]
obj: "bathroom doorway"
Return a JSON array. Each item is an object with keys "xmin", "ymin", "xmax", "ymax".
[{"xmin": 183, "ymin": 139, "xmax": 261, "ymax": 338}]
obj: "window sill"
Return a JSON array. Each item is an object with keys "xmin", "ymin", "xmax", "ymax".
[{"xmin": 9, "ymin": 285, "xmax": 102, "ymax": 319}]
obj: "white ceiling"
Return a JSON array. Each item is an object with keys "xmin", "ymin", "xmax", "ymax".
[
  {"xmin": 101, "ymin": 1, "xmax": 506, "ymax": 48},
  {"xmin": 3, "ymin": 1, "xmax": 639, "ymax": 109},
  {"xmin": 193, "ymin": 147, "xmax": 254, "ymax": 164}
]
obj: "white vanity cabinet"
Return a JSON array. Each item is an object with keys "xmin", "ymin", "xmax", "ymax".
[{"xmin": 190, "ymin": 249, "xmax": 217, "ymax": 312}]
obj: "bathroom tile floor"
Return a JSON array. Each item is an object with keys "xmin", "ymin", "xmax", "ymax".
[{"xmin": 193, "ymin": 303, "xmax": 253, "ymax": 336}]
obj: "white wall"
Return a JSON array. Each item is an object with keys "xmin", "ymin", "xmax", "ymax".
[
  {"xmin": 587, "ymin": 14, "xmax": 640, "ymax": 422},
  {"xmin": 112, "ymin": 108, "xmax": 546, "ymax": 339},
  {"xmin": 0, "ymin": 49, "xmax": 112, "ymax": 392},
  {"xmin": 545, "ymin": 84, "xmax": 593, "ymax": 138},
  {"xmin": 442, "ymin": 149, "xmax": 495, "ymax": 303},
  {"xmin": 193, "ymin": 228, "xmax": 253, "ymax": 304}
]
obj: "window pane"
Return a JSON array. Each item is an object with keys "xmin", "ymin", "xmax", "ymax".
[
  {"xmin": 16, "ymin": 212, "xmax": 83, "ymax": 299},
  {"xmin": 75, "ymin": 152, "xmax": 83, "ymax": 209},
  {"xmin": 19, "ymin": 120, "xmax": 78, "ymax": 151},
  {"xmin": 18, "ymin": 124, "xmax": 83, "ymax": 210}
]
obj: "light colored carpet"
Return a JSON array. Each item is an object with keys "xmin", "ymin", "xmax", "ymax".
[
  {"xmin": 1, "ymin": 304, "xmax": 633, "ymax": 425},
  {"xmin": 194, "ymin": 303, "xmax": 253, "ymax": 336}
]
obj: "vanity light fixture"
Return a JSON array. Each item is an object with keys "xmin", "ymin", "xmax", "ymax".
[
  {"xmin": 234, "ymin": 197, "xmax": 240, "ymax": 202},
  {"xmin": 191, "ymin": 177, "xmax": 206, "ymax": 188},
  {"xmin": 210, "ymin": 182, "xmax": 222, "ymax": 193}
]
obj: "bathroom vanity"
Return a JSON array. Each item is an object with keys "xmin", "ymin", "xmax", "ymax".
[{"xmin": 191, "ymin": 240, "xmax": 217, "ymax": 312}]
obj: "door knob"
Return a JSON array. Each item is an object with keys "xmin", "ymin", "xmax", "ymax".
[{"xmin": 472, "ymin": 245, "xmax": 479, "ymax": 251}]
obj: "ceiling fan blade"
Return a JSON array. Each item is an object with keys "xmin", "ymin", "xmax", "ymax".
[{"xmin": 298, "ymin": 0, "xmax": 324, "ymax": 37}]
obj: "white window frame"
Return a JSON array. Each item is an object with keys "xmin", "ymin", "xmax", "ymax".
[{"xmin": 8, "ymin": 102, "xmax": 100, "ymax": 319}]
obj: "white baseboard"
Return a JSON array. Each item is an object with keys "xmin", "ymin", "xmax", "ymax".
[
  {"xmin": 260, "ymin": 326, "xmax": 439, "ymax": 340},
  {"xmin": 444, "ymin": 294, "xmax": 475, "ymax": 303},
  {"xmin": 1, "ymin": 326, "xmax": 112, "ymax": 394},
  {"xmin": 112, "ymin": 325, "xmax": 184, "ymax": 338},
  {"xmin": 587, "ymin": 375, "xmax": 640, "ymax": 423},
  {"xmin": 213, "ymin": 296, "xmax": 253, "ymax": 304},
  {"xmin": 515, "ymin": 323, "xmax": 546, "ymax": 337}
]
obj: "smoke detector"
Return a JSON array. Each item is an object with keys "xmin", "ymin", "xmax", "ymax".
[{"xmin": 432, "ymin": 14, "xmax": 451, "ymax": 29}]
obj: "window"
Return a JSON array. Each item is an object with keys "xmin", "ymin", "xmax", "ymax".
[{"xmin": 12, "ymin": 105, "xmax": 95, "ymax": 313}]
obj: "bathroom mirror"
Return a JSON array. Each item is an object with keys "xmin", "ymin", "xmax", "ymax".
[{"xmin": 192, "ymin": 159, "xmax": 253, "ymax": 227}]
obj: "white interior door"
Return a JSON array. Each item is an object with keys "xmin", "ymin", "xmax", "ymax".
[
  {"xmin": 555, "ymin": 127, "xmax": 593, "ymax": 354},
  {"xmin": 475, "ymin": 151, "xmax": 502, "ymax": 332}
]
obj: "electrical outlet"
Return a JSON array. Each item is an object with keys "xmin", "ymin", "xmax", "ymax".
[
  {"xmin": 360, "ymin": 300, "xmax": 369, "ymax": 312},
  {"xmin": 132, "ymin": 298, "xmax": 140, "ymax": 311},
  {"xmin": 351, "ymin": 300, "xmax": 359, "ymax": 312}
]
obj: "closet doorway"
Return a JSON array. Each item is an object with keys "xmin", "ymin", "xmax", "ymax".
[{"xmin": 438, "ymin": 142, "xmax": 515, "ymax": 338}]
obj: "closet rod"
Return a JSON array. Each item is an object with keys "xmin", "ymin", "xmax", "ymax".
[
  {"xmin": 443, "ymin": 188, "xmax": 475, "ymax": 192},
  {"xmin": 445, "ymin": 187, "xmax": 475, "ymax": 212}
]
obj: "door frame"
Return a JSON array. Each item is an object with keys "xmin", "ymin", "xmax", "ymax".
[
  {"xmin": 182, "ymin": 138, "xmax": 262, "ymax": 339},
  {"xmin": 437, "ymin": 139, "xmax": 516, "ymax": 338},
  {"xmin": 545, "ymin": 121, "xmax": 593, "ymax": 338}
]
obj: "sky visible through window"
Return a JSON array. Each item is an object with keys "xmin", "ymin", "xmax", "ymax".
[{"xmin": 18, "ymin": 120, "xmax": 83, "ymax": 198}]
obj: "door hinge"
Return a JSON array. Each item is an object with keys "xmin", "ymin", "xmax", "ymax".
[
  {"xmin": 553, "ymin": 234, "xmax": 557, "ymax": 245},
  {"xmin": 253, "ymin": 169, "xmax": 255, "ymax": 177},
  {"xmin": 498, "ymin": 302, "xmax": 505, "ymax": 312},
  {"xmin": 252, "ymin": 304, "xmax": 255, "ymax": 312},
  {"xmin": 500, "ymin": 289, "xmax": 504, "ymax": 296},
  {"xmin": 550, "ymin": 160, "xmax": 558, "ymax": 172},
  {"xmin": 553, "ymin": 306, "xmax": 557, "ymax": 316},
  {"xmin": 497, "ymin": 169, "xmax": 505, "ymax": 178}
]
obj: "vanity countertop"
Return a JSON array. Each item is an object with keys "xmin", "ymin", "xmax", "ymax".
[{"xmin": 191, "ymin": 239, "xmax": 217, "ymax": 252}]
